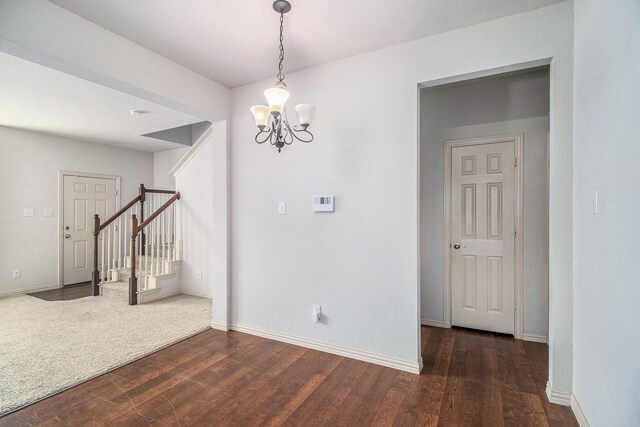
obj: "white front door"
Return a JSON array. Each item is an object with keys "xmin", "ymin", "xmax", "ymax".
[
  {"xmin": 450, "ymin": 141, "xmax": 516, "ymax": 334},
  {"xmin": 62, "ymin": 175, "xmax": 117, "ymax": 285}
]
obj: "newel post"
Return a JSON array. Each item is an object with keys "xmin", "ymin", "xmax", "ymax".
[
  {"xmin": 129, "ymin": 214, "xmax": 138, "ymax": 305},
  {"xmin": 91, "ymin": 214, "xmax": 100, "ymax": 296}
]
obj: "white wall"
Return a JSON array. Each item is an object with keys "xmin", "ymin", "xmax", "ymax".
[
  {"xmin": 0, "ymin": 126, "xmax": 153, "ymax": 295},
  {"xmin": 230, "ymin": 2, "xmax": 573, "ymax": 381},
  {"xmin": 153, "ymin": 147, "xmax": 189, "ymax": 190},
  {"xmin": 175, "ymin": 122, "xmax": 228, "ymax": 308},
  {"xmin": 420, "ymin": 70, "xmax": 550, "ymax": 340},
  {"xmin": 572, "ymin": 0, "xmax": 640, "ymax": 425}
]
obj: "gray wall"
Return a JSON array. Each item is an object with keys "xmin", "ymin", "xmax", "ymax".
[{"xmin": 420, "ymin": 69, "xmax": 550, "ymax": 339}]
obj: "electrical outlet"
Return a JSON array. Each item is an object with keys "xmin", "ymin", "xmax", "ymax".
[
  {"xmin": 197, "ymin": 271, "xmax": 202, "ymax": 279},
  {"xmin": 12, "ymin": 269, "xmax": 21, "ymax": 279},
  {"xmin": 312, "ymin": 305, "xmax": 322, "ymax": 323}
]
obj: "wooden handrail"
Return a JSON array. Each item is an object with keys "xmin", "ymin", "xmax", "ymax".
[
  {"xmin": 144, "ymin": 189, "xmax": 177, "ymax": 194},
  {"xmin": 96, "ymin": 187, "xmax": 175, "ymax": 232},
  {"xmin": 136, "ymin": 193, "xmax": 180, "ymax": 232},
  {"xmin": 99, "ymin": 195, "xmax": 141, "ymax": 231}
]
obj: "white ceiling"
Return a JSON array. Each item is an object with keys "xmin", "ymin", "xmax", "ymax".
[
  {"xmin": 48, "ymin": 0, "xmax": 564, "ymax": 88},
  {"xmin": 0, "ymin": 52, "xmax": 203, "ymax": 152}
]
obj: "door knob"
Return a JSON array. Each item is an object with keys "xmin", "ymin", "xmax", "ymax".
[
  {"xmin": 453, "ymin": 243, "xmax": 461, "ymax": 249},
  {"xmin": 65, "ymin": 234, "xmax": 71, "ymax": 239}
]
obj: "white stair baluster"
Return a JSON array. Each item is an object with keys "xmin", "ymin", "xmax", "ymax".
[
  {"xmin": 138, "ymin": 213, "xmax": 142, "ymax": 292},
  {"xmin": 144, "ymin": 216, "xmax": 149, "ymax": 289},
  {"xmin": 172, "ymin": 201, "xmax": 176, "ymax": 261},
  {"xmin": 161, "ymin": 209, "xmax": 165, "ymax": 273},
  {"xmin": 101, "ymin": 229, "xmax": 105, "ymax": 284},
  {"xmin": 118, "ymin": 216, "xmax": 122, "ymax": 270}
]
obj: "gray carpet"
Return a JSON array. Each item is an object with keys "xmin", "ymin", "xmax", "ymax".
[{"xmin": 0, "ymin": 293, "xmax": 211, "ymax": 415}]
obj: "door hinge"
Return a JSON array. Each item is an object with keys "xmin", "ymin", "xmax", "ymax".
[
  {"xmin": 514, "ymin": 157, "xmax": 518, "ymax": 167},
  {"xmin": 115, "ymin": 189, "xmax": 119, "ymax": 196},
  {"xmin": 514, "ymin": 227, "xmax": 517, "ymax": 238}
]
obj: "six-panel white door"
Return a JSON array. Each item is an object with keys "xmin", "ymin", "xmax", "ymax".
[
  {"xmin": 63, "ymin": 176, "xmax": 116, "ymax": 285},
  {"xmin": 450, "ymin": 141, "xmax": 516, "ymax": 334}
]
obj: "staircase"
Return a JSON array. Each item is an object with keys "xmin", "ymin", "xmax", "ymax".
[{"xmin": 92, "ymin": 184, "xmax": 182, "ymax": 305}]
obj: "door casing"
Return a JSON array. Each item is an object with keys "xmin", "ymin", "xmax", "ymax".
[
  {"xmin": 443, "ymin": 134, "xmax": 524, "ymax": 339},
  {"xmin": 58, "ymin": 171, "xmax": 120, "ymax": 288}
]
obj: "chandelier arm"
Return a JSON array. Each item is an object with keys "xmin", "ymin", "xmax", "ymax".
[
  {"xmin": 283, "ymin": 126, "xmax": 294, "ymax": 145},
  {"xmin": 283, "ymin": 118, "xmax": 314, "ymax": 143},
  {"xmin": 254, "ymin": 126, "xmax": 273, "ymax": 144}
]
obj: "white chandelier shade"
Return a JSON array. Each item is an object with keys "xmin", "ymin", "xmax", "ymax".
[
  {"xmin": 250, "ymin": 105, "xmax": 270, "ymax": 127},
  {"xmin": 295, "ymin": 104, "xmax": 316, "ymax": 126},
  {"xmin": 264, "ymin": 85, "xmax": 290, "ymax": 114}
]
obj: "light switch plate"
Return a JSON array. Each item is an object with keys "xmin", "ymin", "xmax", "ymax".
[
  {"xmin": 44, "ymin": 208, "xmax": 54, "ymax": 217},
  {"xmin": 278, "ymin": 202, "xmax": 286, "ymax": 215},
  {"xmin": 24, "ymin": 208, "xmax": 35, "ymax": 217}
]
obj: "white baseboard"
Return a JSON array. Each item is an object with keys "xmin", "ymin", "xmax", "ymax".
[
  {"xmin": 210, "ymin": 320, "xmax": 230, "ymax": 331},
  {"xmin": 546, "ymin": 381, "xmax": 571, "ymax": 406},
  {"xmin": 421, "ymin": 318, "xmax": 446, "ymax": 328},
  {"xmin": 522, "ymin": 333, "xmax": 548, "ymax": 343},
  {"xmin": 571, "ymin": 394, "xmax": 590, "ymax": 427},
  {"xmin": 229, "ymin": 323, "xmax": 422, "ymax": 374},
  {"xmin": 179, "ymin": 290, "xmax": 212, "ymax": 299},
  {"xmin": 0, "ymin": 283, "xmax": 59, "ymax": 298}
]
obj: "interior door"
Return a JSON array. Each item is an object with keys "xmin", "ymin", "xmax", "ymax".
[
  {"xmin": 63, "ymin": 175, "xmax": 116, "ymax": 285},
  {"xmin": 450, "ymin": 141, "xmax": 516, "ymax": 334}
]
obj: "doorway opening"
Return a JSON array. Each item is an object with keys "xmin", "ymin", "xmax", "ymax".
[
  {"xmin": 419, "ymin": 66, "xmax": 550, "ymax": 342},
  {"xmin": 58, "ymin": 171, "xmax": 120, "ymax": 287}
]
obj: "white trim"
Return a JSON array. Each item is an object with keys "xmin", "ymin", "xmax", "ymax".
[
  {"xmin": 419, "ymin": 59, "xmax": 552, "ymax": 88},
  {"xmin": 571, "ymin": 394, "xmax": 590, "ymax": 427},
  {"xmin": 180, "ymin": 290, "xmax": 213, "ymax": 299},
  {"xmin": 546, "ymin": 381, "xmax": 571, "ymax": 406},
  {"xmin": 58, "ymin": 171, "xmax": 121, "ymax": 288},
  {"xmin": 522, "ymin": 332, "xmax": 548, "ymax": 343},
  {"xmin": 229, "ymin": 323, "xmax": 422, "ymax": 374},
  {"xmin": 443, "ymin": 134, "xmax": 524, "ymax": 338},
  {"xmin": 0, "ymin": 284, "xmax": 59, "ymax": 298},
  {"xmin": 170, "ymin": 125, "xmax": 213, "ymax": 176},
  {"xmin": 210, "ymin": 321, "xmax": 230, "ymax": 332},
  {"xmin": 421, "ymin": 318, "xmax": 446, "ymax": 328}
]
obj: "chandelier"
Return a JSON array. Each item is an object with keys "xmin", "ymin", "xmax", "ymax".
[{"xmin": 250, "ymin": 0, "xmax": 315, "ymax": 153}]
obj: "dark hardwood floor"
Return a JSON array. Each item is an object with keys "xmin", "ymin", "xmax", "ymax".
[
  {"xmin": 0, "ymin": 326, "xmax": 577, "ymax": 426},
  {"xmin": 27, "ymin": 282, "xmax": 92, "ymax": 301}
]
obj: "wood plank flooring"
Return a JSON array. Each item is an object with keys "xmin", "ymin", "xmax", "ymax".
[
  {"xmin": 28, "ymin": 282, "xmax": 92, "ymax": 301},
  {"xmin": 0, "ymin": 326, "xmax": 577, "ymax": 426}
]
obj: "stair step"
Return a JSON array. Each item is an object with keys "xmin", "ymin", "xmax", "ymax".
[{"xmin": 100, "ymin": 281, "xmax": 129, "ymax": 302}]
